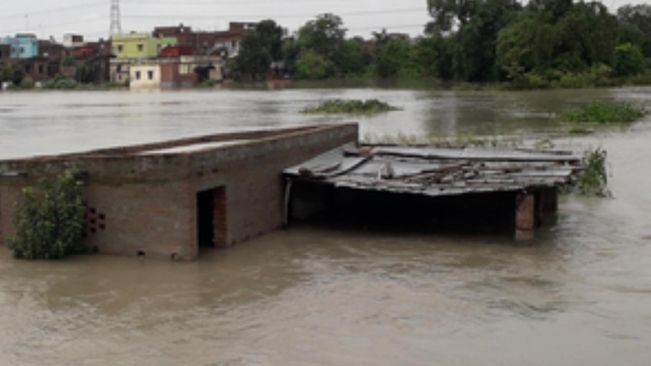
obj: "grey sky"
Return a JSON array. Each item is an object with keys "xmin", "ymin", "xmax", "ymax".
[{"xmin": 0, "ymin": 0, "xmax": 647, "ymax": 41}]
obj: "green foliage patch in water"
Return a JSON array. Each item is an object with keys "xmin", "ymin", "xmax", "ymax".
[
  {"xmin": 561, "ymin": 103, "xmax": 646, "ymax": 124},
  {"xmin": 8, "ymin": 170, "xmax": 90, "ymax": 260},
  {"xmin": 303, "ymin": 99, "xmax": 399, "ymax": 115},
  {"xmin": 569, "ymin": 148, "xmax": 611, "ymax": 197}
]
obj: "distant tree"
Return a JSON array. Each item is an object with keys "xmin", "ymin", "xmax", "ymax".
[
  {"xmin": 527, "ymin": 0, "xmax": 573, "ymax": 17},
  {"xmin": 297, "ymin": 13, "xmax": 347, "ymax": 59},
  {"xmin": 496, "ymin": 14, "xmax": 538, "ymax": 80},
  {"xmin": 426, "ymin": 0, "xmax": 478, "ymax": 34},
  {"xmin": 232, "ymin": 19, "xmax": 284, "ymax": 80},
  {"xmin": 448, "ymin": 0, "xmax": 522, "ymax": 81},
  {"xmin": 551, "ymin": 2, "xmax": 619, "ymax": 71},
  {"xmin": 372, "ymin": 30, "xmax": 413, "ymax": 78},
  {"xmin": 497, "ymin": 1, "xmax": 619, "ymax": 80},
  {"xmin": 618, "ymin": 4, "xmax": 651, "ymax": 56},
  {"xmin": 295, "ymin": 49, "xmax": 335, "ymax": 79},
  {"xmin": 410, "ymin": 36, "xmax": 442, "ymax": 78},
  {"xmin": 76, "ymin": 60, "xmax": 99, "ymax": 84},
  {"xmin": 281, "ymin": 36, "xmax": 301, "ymax": 76},
  {"xmin": 333, "ymin": 37, "xmax": 372, "ymax": 76},
  {"xmin": 0, "ymin": 63, "xmax": 24, "ymax": 85},
  {"xmin": 613, "ymin": 43, "xmax": 646, "ymax": 77}
]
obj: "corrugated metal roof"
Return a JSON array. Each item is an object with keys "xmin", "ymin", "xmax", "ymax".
[{"xmin": 285, "ymin": 145, "xmax": 583, "ymax": 197}]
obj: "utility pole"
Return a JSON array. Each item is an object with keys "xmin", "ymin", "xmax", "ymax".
[{"xmin": 110, "ymin": 0, "xmax": 122, "ymax": 36}]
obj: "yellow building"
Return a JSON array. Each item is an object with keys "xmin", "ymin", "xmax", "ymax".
[{"xmin": 111, "ymin": 33, "xmax": 159, "ymax": 59}]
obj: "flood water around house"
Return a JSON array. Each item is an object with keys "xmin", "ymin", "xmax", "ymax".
[{"xmin": 0, "ymin": 86, "xmax": 650, "ymax": 365}]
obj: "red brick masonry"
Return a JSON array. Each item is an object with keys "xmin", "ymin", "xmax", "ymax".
[{"xmin": 0, "ymin": 124, "xmax": 359, "ymax": 260}]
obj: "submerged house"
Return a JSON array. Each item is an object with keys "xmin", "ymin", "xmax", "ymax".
[
  {"xmin": 129, "ymin": 56, "xmax": 222, "ymax": 89},
  {"xmin": 0, "ymin": 125, "xmax": 358, "ymax": 260},
  {"xmin": 0, "ymin": 124, "xmax": 582, "ymax": 261}
]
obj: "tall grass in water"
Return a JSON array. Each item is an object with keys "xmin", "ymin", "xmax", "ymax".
[
  {"xmin": 562, "ymin": 103, "xmax": 646, "ymax": 124},
  {"xmin": 572, "ymin": 148, "xmax": 611, "ymax": 197}
]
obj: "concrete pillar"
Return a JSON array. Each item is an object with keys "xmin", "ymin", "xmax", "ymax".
[{"xmin": 515, "ymin": 192, "xmax": 535, "ymax": 241}]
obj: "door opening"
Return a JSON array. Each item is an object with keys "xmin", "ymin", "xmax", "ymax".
[{"xmin": 196, "ymin": 187, "xmax": 227, "ymax": 249}]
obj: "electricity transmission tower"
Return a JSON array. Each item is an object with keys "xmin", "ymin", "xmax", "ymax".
[{"xmin": 110, "ymin": 0, "xmax": 122, "ymax": 36}]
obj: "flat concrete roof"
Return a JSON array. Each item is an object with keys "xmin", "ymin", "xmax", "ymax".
[{"xmin": 0, "ymin": 125, "xmax": 349, "ymax": 164}]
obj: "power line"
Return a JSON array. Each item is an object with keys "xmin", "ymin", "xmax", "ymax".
[
  {"xmin": 0, "ymin": 16, "xmax": 106, "ymax": 35},
  {"xmin": 0, "ymin": 1, "xmax": 105, "ymax": 20},
  {"xmin": 121, "ymin": 7, "xmax": 426, "ymax": 21}
]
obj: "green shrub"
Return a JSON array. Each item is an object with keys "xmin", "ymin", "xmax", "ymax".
[
  {"xmin": 295, "ymin": 50, "xmax": 336, "ymax": 79},
  {"xmin": 8, "ymin": 171, "xmax": 89, "ymax": 260},
  {"xmin": 613, "ymin": 43, "xmax": 646, "ymax": 77},
  {"xmin": 555, "ymin": 64, "xmax": 614, "ymax": 88},
  {"xmin": 521, "ymin": 72, "xmax": 551, "ymax": 89},
  {"xmin": 198, "ymin": 79, "xmax": 218, "ymax": 88},
  {"xmin": 572, "ymin": 148, "xmax": 611, "ymax": 197},
  {"xmin": 302, "ymin": 99, "xmax": 399, "ymax": 114},
  {"xmin": 44, "ymin": 76, "xmax": 79, "ymax": 90},
  {"xmin": 561, "ymin": 102, "xmax": 646, "ymax": 123}
]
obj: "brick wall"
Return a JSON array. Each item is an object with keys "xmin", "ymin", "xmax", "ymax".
[{"xmin": 0, "ymin": 124, "xmax": 358, "ymax": 260}]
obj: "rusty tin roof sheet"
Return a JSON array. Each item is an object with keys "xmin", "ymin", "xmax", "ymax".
[{"xmin": 284, "ymin": 144, "xmax": 583, "ymax": 197}]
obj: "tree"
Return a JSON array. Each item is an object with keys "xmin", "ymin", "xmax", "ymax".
[
  {"xmin": 496, "ymin": 1, "xmax": 620, "ymax": 80},
  {"xmin": 613, "ymin": 43, "xmax": 646, "ymax": 77},
  {"xmin": 450, "ymin": 0, "xmax": 521, "ymax": 81},
  {"xmin": 618, "ymin": 4, "xmax": 651, "ymax": 57},
  {"xmin": 297, "ymin": 13, "xmax": 347, "ymax": 59},
  {"xmin": 412, "ymin": 36, "xmax": 445, "ymax": 78},
  {"xmin": 295, "ymin": 50, "xmax": 335, "ymax": 79},
  {"xmin": 232, "ymin": 20, "xmax": 284, "ymax": 80},
  {"xmin": 496, "ymin": 14, "xmax": 538, "ymax": 80},
  {"xmin": 333, "ymin": 37, "xmax": 372, "ymax": 76},
  {"xmin": 76, "ymin": 60, "xmax": 100, "ymax": 84},
  {"xmin": 427, "ymin": 0, "xmax": 478, "ymax": 33},
  {"xmin": 0, "ymin": 63, "xmax": 25, "ymax": 85},
  {"xmin": 551, "ymin": 2, "xmax": 619, "ymax": 71},
  {"xmin": 8, "ymin": 171, "xmax": 88, "ymax": 260},
  {"xmin": 527, "ymin": 0, "xmax": 573, "ymax": 17},
  {"xmin": 372, "ymin": 31, "xmax": 413, "ymax": 78}
]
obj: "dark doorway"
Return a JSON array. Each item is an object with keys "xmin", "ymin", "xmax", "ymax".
[
  {"xmin": 194, "ymin": 65, "xmax": 215, "ymax": 83},
  {"xmin": 196, "ymin": 187, "xmax": 227, "ymax": 249}
]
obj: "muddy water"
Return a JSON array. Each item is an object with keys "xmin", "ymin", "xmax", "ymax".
[{"xmin": 0, "ymin": 87, "xmax": 650, "ymax": 365}]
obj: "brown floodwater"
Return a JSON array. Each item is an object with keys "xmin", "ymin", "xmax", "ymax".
[{"xmin": 0, "ymin": 87, "xmax": 650, "ymax": 365}]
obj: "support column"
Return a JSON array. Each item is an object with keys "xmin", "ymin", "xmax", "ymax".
[{"xmin": 515, "ymin": 192, "xmax": 535, "ymax": 242}]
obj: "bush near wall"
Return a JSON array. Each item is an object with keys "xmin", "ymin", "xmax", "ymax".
[{"xmin": 8, "ymin": 171, "xmax": 89, "ymax": 260}]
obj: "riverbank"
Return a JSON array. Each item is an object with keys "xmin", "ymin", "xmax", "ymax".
[{"xmin": 3, "ymin": 73, "xmax": 651, "ymax": 93}]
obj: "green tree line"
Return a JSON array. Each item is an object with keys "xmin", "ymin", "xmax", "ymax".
[{"xmin": 231, "ymin": 1, "xmax": 651, "ymax": 87}]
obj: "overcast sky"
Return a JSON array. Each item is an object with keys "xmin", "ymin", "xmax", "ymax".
[{"xmin": 0, "ymin": 0, "xmax": 647, "ymax": 41}]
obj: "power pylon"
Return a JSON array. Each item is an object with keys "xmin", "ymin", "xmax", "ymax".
[{"xmin": 110, "ymin": 0, "xmax": 122, "ymax": 36}]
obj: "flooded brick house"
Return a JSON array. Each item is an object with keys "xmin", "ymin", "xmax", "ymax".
[{"xmin": 0, "ymin": 125, "xmax": 358, "ymax": 260}]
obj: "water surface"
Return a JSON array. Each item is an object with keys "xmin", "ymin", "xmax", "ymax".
[{"xmin": 0, "ymin": 87, "xmax": 650, "ymax": 365}]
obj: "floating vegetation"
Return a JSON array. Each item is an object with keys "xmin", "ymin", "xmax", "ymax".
[
  {"xmin": 569, "ymin": 148, "xmax": 611, "ymax": 197},
  {"xmin": 561, "ymin": 103, "xmax": 646, "ymax": 124},
  {"xmin": 302, "ymin": 99, "xmax": 399, "ymax": 115}
]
